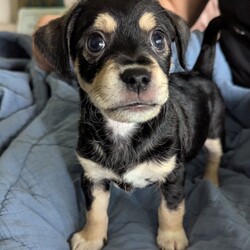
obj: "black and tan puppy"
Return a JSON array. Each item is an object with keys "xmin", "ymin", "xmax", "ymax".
[{"xmin": 34, "ymin": 0, "xmax": 225, "ymax": 249}]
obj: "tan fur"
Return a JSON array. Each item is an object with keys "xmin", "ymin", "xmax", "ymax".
[
  {"xmin": 71, "ymin": 186, "xmax": 110, "ymax": 250},
  {"xmin": 139, "ymin": 12, "xmax": 157, "ymax": 32},
  {"xmin": 158, "ymin": 199, "xmax": 185, "ymax": 231},
  {"xmin": 157, "ymin": 199, "xmax": 188, "ymax": 250},
  {"xmin": 74, "ymin": 57, "xmax": 169, "ymax": 123},
  {"xmin": 93, "ymin": 13, "xmax": 117, "ymax": 33},
  {"xmin": 203, "ymin": 138, "xmax": 222, "ymax": 186},
  {"xmin": 139, "ymin": 13, "xmax": 170, "ymax": 56},
  {"xmin": 74, "ymin": 58, "xmax": 120, "ymax": 108}
]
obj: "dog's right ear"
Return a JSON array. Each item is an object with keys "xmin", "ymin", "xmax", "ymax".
[
  {"xmin": 164, "ymin": 11, "xmax": 190, "ymax": 70},
  {"xmin": 33, "ymin": 3, "xmax": 83, "ymax": 79}
]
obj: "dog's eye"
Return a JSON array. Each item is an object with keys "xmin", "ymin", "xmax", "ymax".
[
  {"xmin": 87, "ymin": 33, "xmax": 105, "ymax": 53},
  {"xmin": 151, "ymin": 31, "xmax": 165, "ymax": 50}
]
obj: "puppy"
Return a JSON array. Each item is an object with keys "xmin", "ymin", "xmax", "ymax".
[{"xmin": 34, "ymin": 0, "xmax": 225, "ymax": 249}]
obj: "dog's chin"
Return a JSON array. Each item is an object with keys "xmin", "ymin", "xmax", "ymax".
[{"xmin": 103, "ymin": 104, "xmax": 162, "ymax": 123}]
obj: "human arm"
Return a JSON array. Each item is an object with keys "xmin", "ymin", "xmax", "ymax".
[{"xmin": 159, "ymin": 0, "xmax": 209, "ymax": 27}]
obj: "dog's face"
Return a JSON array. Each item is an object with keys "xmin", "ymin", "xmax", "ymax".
[{"xmin": 34, "ymin": 0, "xmax": 189, "ymax": 123}]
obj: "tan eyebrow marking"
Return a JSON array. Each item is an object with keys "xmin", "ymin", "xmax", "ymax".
[
  {"xmin": 139, "ymin": 12, "xmax": 157, "ymax": 32},
  {"xmin": 93, "ymin": 13, "xmax": 117, "ymax": 33}
]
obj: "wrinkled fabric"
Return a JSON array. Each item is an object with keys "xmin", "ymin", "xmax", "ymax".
[{"xmin": 0, "ymin": 31, "xmax": 250, "ymax": 250}]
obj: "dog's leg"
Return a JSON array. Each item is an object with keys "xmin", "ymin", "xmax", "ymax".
[
  {"xmin": 71, "ymin": 173, "xmax": 110, "ymax": 250},
  {"xmin": 203, "ymin": 138, "xmax": 222, "ymax": 187},
  {"xmin": 157, "ymin": 167, "xmax": 188, "ymax": 250}
]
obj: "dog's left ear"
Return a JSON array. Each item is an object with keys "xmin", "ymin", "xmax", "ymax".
[
  {"xmin": 33, "ymin": 3, "xmax": 84, "ymax": 79},
  {"xmin": 165, "ymin": 11, "xmax": 190, "ymax": 69}
]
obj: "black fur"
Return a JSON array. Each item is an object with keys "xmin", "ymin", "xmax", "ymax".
[
  {"xmin": 161, "ymin": 164, "xmax": 185, "ymax": 210},
  {"xmin": 80, "ymin": 173, "xmax": 94, "ymax": 211},
  {"xmin": 34, "ymin": 0, "xmax": 189, "ymax": 82},
  {"xmin": 33, "ymin": 0, "xmax": 225, "ymax": 247},
  {"xmin": 77, "ymin": 72, "xmax": 223, "ymax": 174},
  {"xmin": 71, "ymin": 0, "xmax": 188, "ymax": 83},
  {"xmin": 81, "ymin": 172, "xmax": 110, "ymax": 211}
]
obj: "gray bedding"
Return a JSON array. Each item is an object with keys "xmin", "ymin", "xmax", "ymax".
[{"xmin": 0, "ymin": 31, "xmax": 250, "ymax": 250}]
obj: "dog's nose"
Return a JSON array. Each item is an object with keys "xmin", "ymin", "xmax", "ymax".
[{"xmin": 120, "ymin": 68, "xmax": 151, "ymax": 93}]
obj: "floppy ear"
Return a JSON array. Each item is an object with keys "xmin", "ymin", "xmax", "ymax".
[
  {"xmin": 165, "ymin": 11, "xmax": 190, "ymax": 69},
  {"xmin": 33, "ymin": 3, "xmax": 83, "ymax": 79}
]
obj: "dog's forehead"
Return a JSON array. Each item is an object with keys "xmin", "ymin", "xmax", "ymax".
[
  {"xmin": 92, "ymin": 12, "xmax": 157, "ymax": 33},
  {"xmin": 78, "ymin": 0, "xmax": 164, "ymax": 31}
]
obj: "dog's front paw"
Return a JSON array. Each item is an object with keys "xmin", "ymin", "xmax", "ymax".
[
  {"xmin": 71, "ymin": 231, "xmax": 106, "ymax": 250},
  {"xmin": 157, "ymin": 228, "xmax": 188, "ymax": 250}
]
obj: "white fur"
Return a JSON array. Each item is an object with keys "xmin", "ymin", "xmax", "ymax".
[
  {"xmin": 77, "ymin": 154, "xmax": 176, "ymax": 188},
  {"xmin": 77, "ymin": 156, "xmax": 119, "ymax": 182},
  {"xmin": 123, "ymin": 155, "xmax": 176, "ymax": 188},
  {"xmin": 106, "ymin": 118, "xmax": 137, "ymax": 139}
]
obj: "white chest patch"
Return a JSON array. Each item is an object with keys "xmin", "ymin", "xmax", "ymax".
[
  {"xmin": 123, "ymin": 155, "xmax": 176, "ymax": 188},
  {"xmin": 77, "ymin": 156, "xmax": 119, "ymax": 182},
  {"xmin": 106, "ymin": 118, "xmax": 137, "ymax": 139},
  {"xmin": 77, "ymin": 154, "xmax": 177, "ymax": 189}
]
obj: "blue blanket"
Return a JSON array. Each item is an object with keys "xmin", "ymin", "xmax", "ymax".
[{"xmin": 0, "ymin": 31, "xmax": 250, "ymax": 250}]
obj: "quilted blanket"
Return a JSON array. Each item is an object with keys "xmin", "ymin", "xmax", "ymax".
[{"xmin": 0, "ymin": 31, "xmax": 250, "ymax": 250}]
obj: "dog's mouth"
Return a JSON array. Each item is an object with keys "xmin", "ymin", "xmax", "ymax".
[
  {"xmin": 104, "ymin": 102, "xmax": 162, "ymax": 122},
  {"xmin": 108, "ymin": 102, "xmax": 158, "ymax": 112}
]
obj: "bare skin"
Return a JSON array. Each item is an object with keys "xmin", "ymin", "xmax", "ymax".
[{"xmin": 159, "ymin": 0, "xmax": 209, "ymax": 26}]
